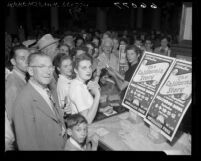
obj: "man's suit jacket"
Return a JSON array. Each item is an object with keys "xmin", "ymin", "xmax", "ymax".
[
  {"xmin": 13, "ymin": 82, "xmax": 65, "ymax": 150},
  {"xmin": 6, "ymin": 71, "xmax": 27, "ymax": 121}
]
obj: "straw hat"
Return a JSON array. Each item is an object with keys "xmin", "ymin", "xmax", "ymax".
[{"xmin": 37, "ymin": 34, "xmax": 59, "ymax": 50}]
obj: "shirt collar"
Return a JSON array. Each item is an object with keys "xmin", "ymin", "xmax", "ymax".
[
  {"xmin": 29, "ymin": 79, "xmax": 48, "ymax": 92},
  {"xmin": 59, "ymin": 74, "xmax": 71, "ymax": 83},
  {"xmin": 13, "ymin": 68, "xmax": 26, "ymax": 83},
  {"xmin": 69, "ymin": 137, "xmax": 86, "ymax": 151}
]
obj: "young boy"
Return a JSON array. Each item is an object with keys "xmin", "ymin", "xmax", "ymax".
[{"xmin": 64, "ymin": 113, "xmax": 99, "ymax": 151}]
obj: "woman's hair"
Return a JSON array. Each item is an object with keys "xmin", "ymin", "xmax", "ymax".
[
  {"xmin": 126, "ymin": 45, "xmax": 142, "ymax": 56},
  {"xmin": 74, "ymin": 53, "xmax": 92, "ymax": 70},
  {"xmin": 64, "ymin": 113, "xmax": 88, "ymax": 129},
  {"xmin": 53, "ymin": 53, "xmax": 72, "ymax": 75}
]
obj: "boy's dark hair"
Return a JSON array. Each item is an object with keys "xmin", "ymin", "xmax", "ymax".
[{"xmin": 64, "ymin": 113, "xmax": 88, "ymax": 129}]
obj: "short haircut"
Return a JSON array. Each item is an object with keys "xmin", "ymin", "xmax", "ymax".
[
  {"xmin": 27, "ymin": 51, "xmax": 50, "ymax": 66},
  {"xmin": 64, "ymin": 113, "xmax": 88, "ymax": 129},
  {"xmin": 53, "ymin": 53, "xmax": 72, "ymax": 75},
  {"xmin": 10, "ymin": 45, "xmax": 28, "ymax": 59},
  {"xmin": 126, "ymin": 45, "xmax": 142, "ymax": 56},
  {"xmin": 74, "ymin": 53, "xmax": 92, "ymax": 70}
]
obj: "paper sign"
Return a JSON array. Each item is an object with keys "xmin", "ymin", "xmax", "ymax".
[
  {"xmin": 119, "ymin": 45, "xmax": 129, "ymax": 75},
  {"xmin": 122, "ymin": 52, "xmax": 176, "ymax": 117},
  {"xmin": 144, "ymin": 59, "xmax": 192, "ymax": 141},
  {"xmin": 96, "ymin": 128, "xmax": 109, "ymax": 137}
]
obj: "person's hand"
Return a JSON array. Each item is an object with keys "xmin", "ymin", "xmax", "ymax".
[
  {"xmin": 86, "ymin": 134, "xmax": 99, "ymax": 151},
  {"xmin": 106, "ymin": 66, "xmax": 116, "ymax": 77},
  {"xmin": 87, "ymin": 81, "xmax": 100, "ymax": 96}
]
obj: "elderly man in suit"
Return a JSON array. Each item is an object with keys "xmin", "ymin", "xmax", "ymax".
[
  {"xmin": 6, "ymin": 45, "xmax": 30, "ymax": 121},
  {"xmin": 13, "ymin": 52, "xmax": 66, "ymax": 150}
]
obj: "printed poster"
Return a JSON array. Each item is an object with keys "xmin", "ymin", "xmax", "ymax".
[
  {"xmin": 119, "ymin": 45, "xmax": 129, "ymax": 76},
  {"xmin": 144, "ymin": 59, "xmax": 192, "ymax": 141},
  {"xmin": 122, "ymin": 52, "xmax": 176, "ymax": 117}
]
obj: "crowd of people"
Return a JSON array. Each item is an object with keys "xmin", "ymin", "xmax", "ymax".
[{"xmin": 5, "ymin": 26, "xmax": 178, "ymax": 151}]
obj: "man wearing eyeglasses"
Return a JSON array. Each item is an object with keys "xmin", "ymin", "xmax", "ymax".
[
  {"xmin": 13, "ymin": 52, "xmax": 65, "ymax": 150},
  {"xmin": 5, "ymin": 45, "xmax": 30, "ymax": 150}
]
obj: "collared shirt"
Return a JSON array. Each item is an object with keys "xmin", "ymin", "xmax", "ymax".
[
  {"xmin": 12, "ymin": 68, "xmax": 26, "ymax": 83},
  {"xmin": 57, "ymin": 74, "xmax": 72, "ymax": 109},
  {"xmin": 69, "ymin": 78, "xmax": 93, "ymax": 114},
  {"xmin": 29, "ymin": 80, "xmax": 55, "ymax": 114},
  {"xmin": 69, "ymin": 137, "xmax": 86, "ymax": 151}
]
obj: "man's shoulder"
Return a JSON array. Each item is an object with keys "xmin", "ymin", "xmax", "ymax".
[{"xmin": 6, "ymin": 72, "xmax": 25, "ymax": 86}]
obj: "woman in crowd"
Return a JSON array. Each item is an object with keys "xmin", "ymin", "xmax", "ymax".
[
  {"xmin": 58, "ymin": 43, "xmax": 70, "ymax": 56},
  {"xmin": 69, "ymin": 54, "xmax": 101, "ymax": 124},
  {"xmin": 55, "ymin": 53, "xmax": 73, "ymax": 115},
  {"xmin": 112, "ymin": 37, "xmax": 120, "ymax": 59},
  {"xmin": 154, "ymin": 36, "xmax": 171, "ymax": 56},
  {"xmin": 144, "ymin": 37, "xmax": 154, "ymax": 52},
  {"xmin": 75, "ymin": 36, "xmax": 85, "ymax": 47},
  {"xmin": 107, "ymin": 45, "xmax": 142, "ymax": 99}
]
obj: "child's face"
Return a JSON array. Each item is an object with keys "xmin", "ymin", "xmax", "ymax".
[{"xmin": 70, "ymin": 123, "xmax": 88, "ymax": 144}]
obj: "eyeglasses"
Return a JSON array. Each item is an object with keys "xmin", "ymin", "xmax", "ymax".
[{"xmin": 30, "ymin": 65, "xmax": 55, "ymax": 71}]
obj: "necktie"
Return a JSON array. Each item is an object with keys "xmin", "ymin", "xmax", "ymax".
[
  {"xmin": 46, "ymin": 89, "xmax": 58, "ymax": 116},
  {"xmin": 46, "ymin": 89, "xmax": 66, "ymax": 137}
]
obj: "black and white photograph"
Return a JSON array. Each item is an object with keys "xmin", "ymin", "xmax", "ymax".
[{"xmin": 4, "ymin": 0, "xmax": 194, "ymax": 156}]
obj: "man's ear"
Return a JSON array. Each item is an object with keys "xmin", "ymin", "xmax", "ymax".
[
  {"xmin": 67, "ymin": 128, "xmax": 72, "ymax": 136},
  {"xmin": 10, "ymin": 58, "xmax": 16, "ymax": 66},
  {"xmin": 28, "ymin": 66, "xmax": 34, "ymax": 77}
]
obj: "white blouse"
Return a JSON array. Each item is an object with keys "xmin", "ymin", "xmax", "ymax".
[
  {"xmin": 57, "ymin": 74, "xmax": 72, "ymax": 110},
  {"xmin": 69, "ymin": 79, "xmax": 93, "ymax": 114}
]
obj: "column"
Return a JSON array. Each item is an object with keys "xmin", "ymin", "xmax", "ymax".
[
  {"xmin": 5, "ymin": 8, "xmax": 17, "ymax": 34},
  {"xmin": 50, "ymin": 8, "xmax": 59, "ymax": 31},
  {"xmin": 136, "ymin": 8, "xmax": 143, "ymax": 29},
  {"xmin": 26, "ymin": 8, "xmax": 33, "ymax": 35},
  {"xmin": 151, "ymin": 8, "xmax": 161, "ymax": 30},
  {"xmin": 96, "ymin": 7, "xmax": 107, "ymax": 32},
  {"xmin": 130, "ymin": 8, "xmax": 135, "ymax": 29}
]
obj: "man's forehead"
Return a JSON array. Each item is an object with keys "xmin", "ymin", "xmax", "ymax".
[
  {"xmin": 33, "ymin": 55, "xmax": 52, "ymax": 64},
  {"xmin": 16, "ymin": 49, "xmax": 29, "ymax": 56}
]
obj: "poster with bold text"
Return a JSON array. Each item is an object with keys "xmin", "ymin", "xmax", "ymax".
[
  {"xmin": 122, "ymin": 52, "xmax": 176, "ymax": 117},
  {"xmin": 144, "ymin": 59, "xmax": 192, "ymax": 141}
]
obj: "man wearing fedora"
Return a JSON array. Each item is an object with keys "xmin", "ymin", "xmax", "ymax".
[{"xmin": 37, "ymin": 34, "xmax": 59, "ymax": 61}]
